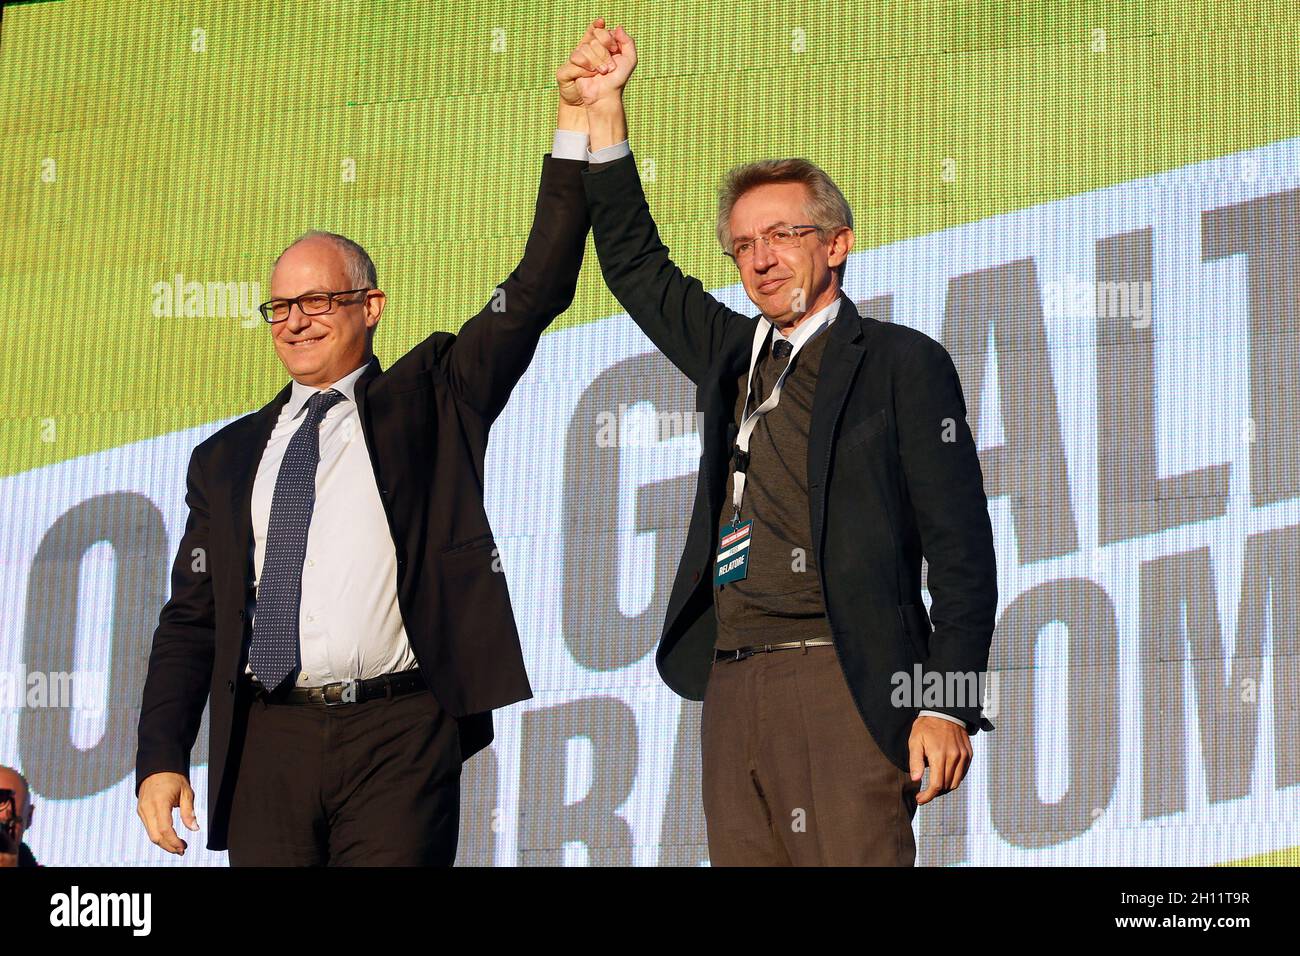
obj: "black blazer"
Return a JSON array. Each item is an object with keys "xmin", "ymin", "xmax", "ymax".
[
  {"xmin": 135, "ymin": 154, "xmax": 590, "ymax": 851},
  {"xmin": 581, "ymin": 152, "xmax": 998, "ymax": 772}
]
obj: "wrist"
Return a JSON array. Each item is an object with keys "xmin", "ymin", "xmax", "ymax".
[
  {"xmin": 556, "ymin": 99, "xmax": 587, "ymax": 133},
  {"xmin": 587, "ymin": 105, "xmax": 627, "ymax": 154},
  {"xmin": 587, "ymin": 95, "xmax": 625, "ymax": 118}
]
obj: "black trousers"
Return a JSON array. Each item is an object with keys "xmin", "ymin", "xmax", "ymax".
[{"xmin": 225, "ymin": 681, "xmax": 462, "ymax": 866}]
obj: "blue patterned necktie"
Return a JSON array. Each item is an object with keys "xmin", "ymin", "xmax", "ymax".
[{"xmin": 248, "ymin": 387, "xmax": 346, "ymax": 691}]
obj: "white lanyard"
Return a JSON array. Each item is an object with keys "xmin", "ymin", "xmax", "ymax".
[{"xmin": 731, "ymin": 307, "xmax": 836, "ymax": 523}]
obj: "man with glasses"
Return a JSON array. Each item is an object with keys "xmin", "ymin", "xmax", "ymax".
[
  {"xmin": 134, "ymin": 39, "xmax": 606, "ymax": 863},
  {"xmin": 563, "ymin": 25, "xmax": 998, "ymax": 865},
  {"xmin": 0, "ymin": 766, "xmax": 39, "ymax": 868}
]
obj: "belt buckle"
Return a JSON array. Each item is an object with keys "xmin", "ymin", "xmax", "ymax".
[{"xmin": 323, "ymin": 679, "xmax": 359, "ymax": 706}]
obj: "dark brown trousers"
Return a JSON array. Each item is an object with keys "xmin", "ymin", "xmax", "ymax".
[
  {"xmin": 701, "ymin": 644, "xmax": 921, "ymax": 866},
  {"xmin": 225, "ymin": 683, "xmax": 461, "ymax": 866}
]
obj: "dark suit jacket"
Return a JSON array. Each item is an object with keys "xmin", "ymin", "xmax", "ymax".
[
  {"xmin": 135, "ymin": 154, "xmax": 590, "ymax": 851},
  {"xmin": 582, "ymin": 152, "xmax": 997, "ymax": 772}
]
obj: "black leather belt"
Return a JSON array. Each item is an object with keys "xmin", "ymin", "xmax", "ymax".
[
  {"xmin": 713, "ymin": 639, "xmax": 834, "ymax": 663},
  {"xmin": 246, "ymin": 669, "xmax": 426, "ymax": 706}
]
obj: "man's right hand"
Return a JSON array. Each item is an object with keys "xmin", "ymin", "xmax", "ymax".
[
  {"xmin": 563, "ymin": 21, "xmax": 637, "ymax": 112},
  {"xmin": 137, "ymin": 771, "xmax": 199, "ymax": 855},
  {"xmin": 557, "ymin": 17, "xmax": 620, "ymax": 108}
]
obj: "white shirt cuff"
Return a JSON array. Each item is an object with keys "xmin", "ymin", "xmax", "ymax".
[
  {"xmin": 919, "ymin": 709, "xmax": 969, "ymax": 729},
  {"xmin": 588, "ymin": 139, "xmax": 631, "ymax": 164},
  {"xmin": 552, "ymin": 128, "xmax": 589, "ymax": 162}
]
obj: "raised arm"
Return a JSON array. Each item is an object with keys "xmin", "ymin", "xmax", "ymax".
[
  {"xmin": 570, "ymin": 24, "xmax": 752, "ymax": 385},
  {"xmin": 438, "ymin": 89, "xmax": 592, "ymax": 424}
]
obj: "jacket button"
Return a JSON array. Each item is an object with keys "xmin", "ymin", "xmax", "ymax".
[
  {"xmin": 226, "ymin": 680, "xmax": 235, "ymax": 693},
  {"xmin": 238, "ymin": 609, "xmax": 246, "ymax": 620},
  {"xmin": 692, "ymin": 570, "xmax": 700, "ymax": 583},
  {"xmin": 379, "ymin": 488, "xmax": 389, "ymax": 497}
]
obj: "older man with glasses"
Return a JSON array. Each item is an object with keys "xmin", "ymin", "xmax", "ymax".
[
  {"xmin": 563, "ymin": 24, "xmax": 998, "ymax": 866},
  {"xmin": 0, "ymin": 766, "xmax": 39, "ymax": 868},
  {"xmin": 133, "ymin": 29, "xmax": 609, "ymax": 863}
]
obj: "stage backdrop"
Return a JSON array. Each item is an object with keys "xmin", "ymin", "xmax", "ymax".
[{"xmin": 2, "ymin": 0, "xmax": 1299, "ymax": 865}]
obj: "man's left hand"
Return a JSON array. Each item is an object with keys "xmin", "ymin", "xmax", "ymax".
[{"xmin": 908, "ymin": 714, "xmax": 973, "ymax": 805}]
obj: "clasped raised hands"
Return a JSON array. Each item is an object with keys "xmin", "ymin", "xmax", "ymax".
[{"xmin": 556, "ymin": 17, "xmax": 638, "ymax": 110}]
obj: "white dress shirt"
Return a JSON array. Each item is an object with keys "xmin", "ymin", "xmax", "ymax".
[{"xmin": 246, "ymin": 361, "xmax": 417, "ymax": 687}]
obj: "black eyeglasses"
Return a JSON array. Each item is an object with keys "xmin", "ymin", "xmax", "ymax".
[{"xmin": 259, "ymin": 288, "xmax": 372, "ymax": 323}]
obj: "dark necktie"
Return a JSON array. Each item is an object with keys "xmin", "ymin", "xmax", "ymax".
[
  {"xmin": 248, "ymin": 388, "xmax": 346, "ymax": 691},
  {"xmin": 745, "ymin": 335, "xmax": 794, "ymax": 418}
]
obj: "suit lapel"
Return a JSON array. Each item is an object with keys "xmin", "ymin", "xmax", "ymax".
[
  {"xmin": 808, "ymin": 294, "xmax": 869, "ymax": 548},
  {"xmin": 701, "ymin": 325, "xmax": 754, "ymax": 513},
  {"xmin": 351, "ymin": 354, "xmax": 383, "ymax": 429}
]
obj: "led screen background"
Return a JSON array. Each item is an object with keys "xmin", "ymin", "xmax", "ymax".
[{"xmin": 1, "ymin": 0, "xmax": 1298, "ymax": 865}]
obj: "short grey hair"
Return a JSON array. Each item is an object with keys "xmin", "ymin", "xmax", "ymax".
[
  {"xmin": 716, "ymin": 159, "xmax": 854, "ymax": 281},
  {"xmin": 275, "ymin": 230, "xmax": 377, "ymax": 290}
]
